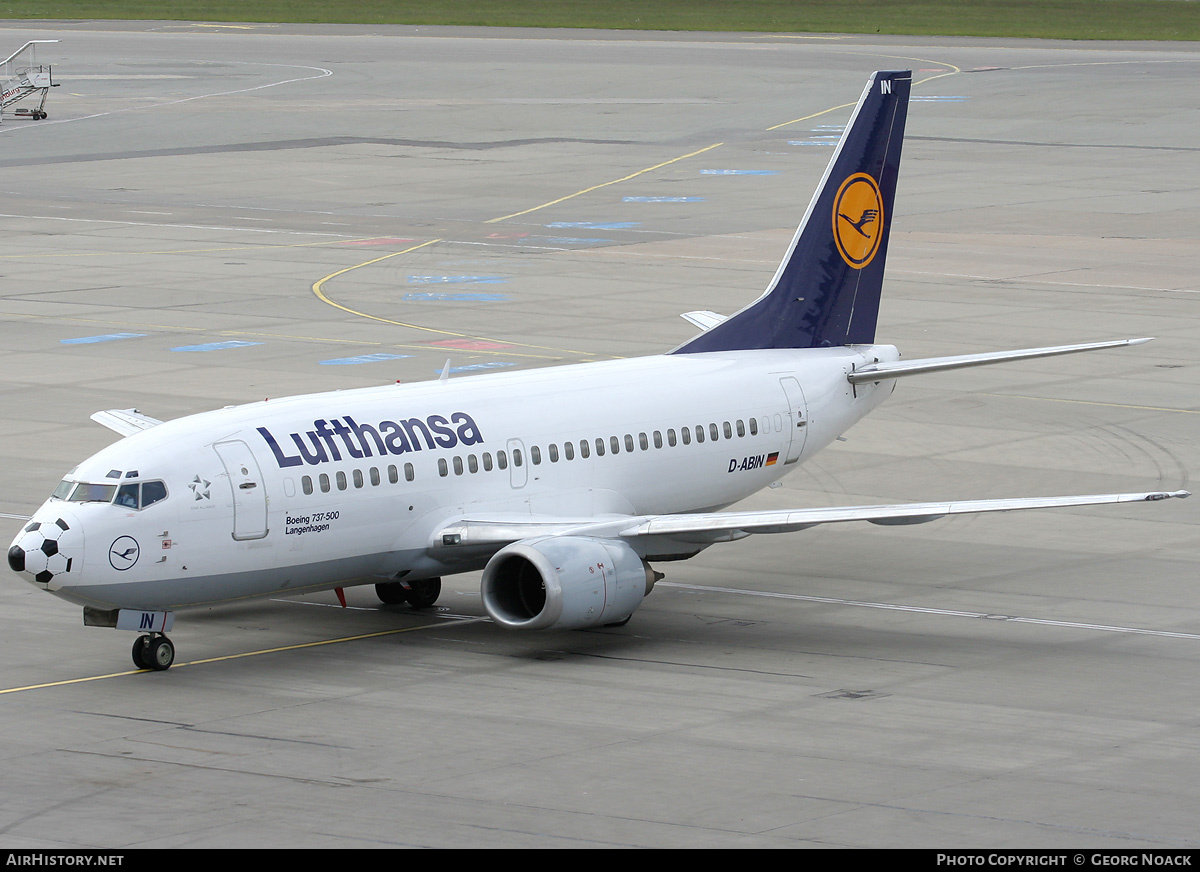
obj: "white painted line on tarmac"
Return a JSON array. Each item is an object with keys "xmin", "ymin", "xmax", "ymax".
[{"xmin": 661, "ymin": 582, "xmax": 1200, "ymax": 640}]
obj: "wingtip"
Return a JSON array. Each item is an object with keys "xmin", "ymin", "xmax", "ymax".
[{"xmin": 1146, "ymin": 490, "xmax": 1190, "ymax": 500}]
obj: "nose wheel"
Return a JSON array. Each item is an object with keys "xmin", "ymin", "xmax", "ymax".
[{"xmin": 132, "ymin": 634, "xmax": 175, "ymax": 671}]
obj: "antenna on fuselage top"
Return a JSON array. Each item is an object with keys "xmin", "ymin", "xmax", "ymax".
[{"xmin": 438, "ymin": 358, "xmax": 452, "ymax": 382}]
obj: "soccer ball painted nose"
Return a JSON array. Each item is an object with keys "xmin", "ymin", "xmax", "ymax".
[{"xmin": 8, "ymin": 513, "xmax": 81, "ymax": 588}]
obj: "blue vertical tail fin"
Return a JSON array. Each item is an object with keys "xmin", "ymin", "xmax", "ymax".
[{"xmin": 673, "ymin": 70, "xmax": 911, "ymax": 353}]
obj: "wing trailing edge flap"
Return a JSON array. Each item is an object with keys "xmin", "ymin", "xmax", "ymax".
[
  {"xmin": 848, "ymin": 338, "xmax": 1153, "ymax": 385},
  {"xmin": 436, "ymin": 491, "xmax": 1189, "ymax": 551},
  {"xmin": 90, "ymin": 408, "xmax": 165, "ymax": 437}
]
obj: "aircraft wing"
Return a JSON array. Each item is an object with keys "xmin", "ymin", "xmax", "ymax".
[
  {"xmin": 618, "ymin": 490, "xmax": 1188, "ymax": 543},
  {"xmin": 434, "ymin": 490, "xmax": 1188, "ymax": 553},
  {"xmin": 90, "ymin": 408, "xmax": 164, "ymax": 437}
]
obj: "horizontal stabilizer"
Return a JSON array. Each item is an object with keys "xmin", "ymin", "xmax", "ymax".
[
  {"xmin": 680, "ymin": 311, "xmax": 728, "ymax": 331},
  {"xmin": 848, "ymin": 338, "xmax": 1153, "ymax": 385},
  {"xmin": 90, "ymin": 408, "xmax": 164, "ymax": 437}
]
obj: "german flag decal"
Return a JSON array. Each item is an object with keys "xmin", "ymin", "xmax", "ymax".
[
  {"xmin": 832, "ymin": 172, "xmax": 884, "ymax": 270},
  {"xmin": 765, "ymin": 452, "xmax": 779, "ymax": 466}
]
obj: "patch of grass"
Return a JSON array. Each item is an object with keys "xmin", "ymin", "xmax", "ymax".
[{"xmin": 3, "ymin": 1, "xmax": 1199, "ymax": 42}]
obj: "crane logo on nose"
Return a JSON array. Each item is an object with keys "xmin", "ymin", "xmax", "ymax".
[{"xmin": 109, "ymin": 536, "xmax": 140, "ymax": 571}]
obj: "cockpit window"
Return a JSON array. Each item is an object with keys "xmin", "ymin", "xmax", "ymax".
[
  {"xmin": 115, "ymin": 480, "xmax": 168, "ymax": 510},
  {"xmin": 141, "ymin": 481, "xmax": 167, "ymax": 508},
  {"xmin": 115, "ymin": 484, "xmax": 139, "ymax": 509},
  {"xmin": 54, "ymin": 479, "xmax": 168, "ymax": 508},
  {"xmin": 67, "ymin": 483, "xmax": 117, "ymax": 503}
]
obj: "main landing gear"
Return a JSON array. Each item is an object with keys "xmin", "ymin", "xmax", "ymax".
[
  {"xmin": 375, "ymin": 577, "xmax": 442, "ymax": 609},
  {"xmin": 132, "ymin": 633, "xmax": 175, "ymax": 671}
]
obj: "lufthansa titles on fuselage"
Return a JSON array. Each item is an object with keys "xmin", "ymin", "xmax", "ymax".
[{"xmin": 257, "ymin": 412, "xmax": 483, "ymax": 468}]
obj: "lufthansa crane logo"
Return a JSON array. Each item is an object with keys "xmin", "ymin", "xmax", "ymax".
[
  {"xmin": 109, "ymin": 536, "xmax": 140, "ymax": 571},
  {"xmin": 832, "ymin": 172, "xmax": 884, "ymax": 270}
]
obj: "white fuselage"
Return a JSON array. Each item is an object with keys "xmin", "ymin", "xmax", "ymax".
[{"xmin": 13, "ymin": 345, "xmax": 898, "ymax": 611}]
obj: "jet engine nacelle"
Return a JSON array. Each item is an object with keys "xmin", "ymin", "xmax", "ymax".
[{"xmin": 481, "ymin": 536, "xmax": 657, "ymax": 630}]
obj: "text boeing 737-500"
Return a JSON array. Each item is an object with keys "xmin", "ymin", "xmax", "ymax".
[{"xmin": 7, "ymin": 71, "xmax": 1187, "ymax": 671}]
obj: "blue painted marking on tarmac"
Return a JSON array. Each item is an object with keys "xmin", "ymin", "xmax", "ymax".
[
  {"xmin": 789, "ymin": 141, "xmax": 837, "ymax": 146},
  {"xmin": 547, "ymin": 222, "xmax": 640, "ymax": 230},
  {"xmin": 912, "ymin": 96, "xmax": 970, "ymax": 102},
  {"xmin": 532, "ymin": 236, "xmax": 613, "ymax": 245},
  {"xmin": 440, "ymin": 362, "xmax": 516, "ymax": 374},
  {"xmin": 320, "ymin": 353, "xmax": 414, "ymax": 366},
  {"xmin": 402, "ymin": 293, "xmax": 509, "ymax": 302},
  {"xmin": 60, "ymin": 333, "xmax": 147, "ymax": 344},
  {"xmin": 407, "ymin": 275, "xmax": 508, "ymax": 284},
  {"xmin": 171, "ymin": 341, "xmax": 263, "ymax": 352},
  {"xmin": 623, "ymin": 196, "xmax": 705, "ymax": 203},
  {"xmin": 700, "ymin": 169, "xmax": 779, "ymax": 175}
]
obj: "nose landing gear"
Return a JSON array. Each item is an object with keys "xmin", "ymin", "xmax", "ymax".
[{"xmin": 132, "ymin": 634, "xmax": 175, "ymax": 671}]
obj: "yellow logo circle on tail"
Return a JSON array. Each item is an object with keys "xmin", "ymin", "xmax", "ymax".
[{"xmin": 832, "ymin": 173, "xmax": 884, "ymax": 269}]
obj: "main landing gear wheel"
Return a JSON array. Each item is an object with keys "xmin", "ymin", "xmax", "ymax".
[
  {"xmin": 132, "ymin": 634, "xmax": 175, "ymax": 671},
  {"xmin": 375, "ymin": 577, "xmax": 442, "ymax": 608},
  {"xmin": 405, "ymin": 577, "xmax": 441, "ymax": 609},
  {"xmin": 374, "ymin": 581, "xmax": 408, "ymax": 604}
]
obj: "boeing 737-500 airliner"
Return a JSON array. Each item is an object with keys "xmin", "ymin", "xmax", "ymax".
[{"xmin": 7, "ymin": 71, "xmax": 1187, "ymax": 670}]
